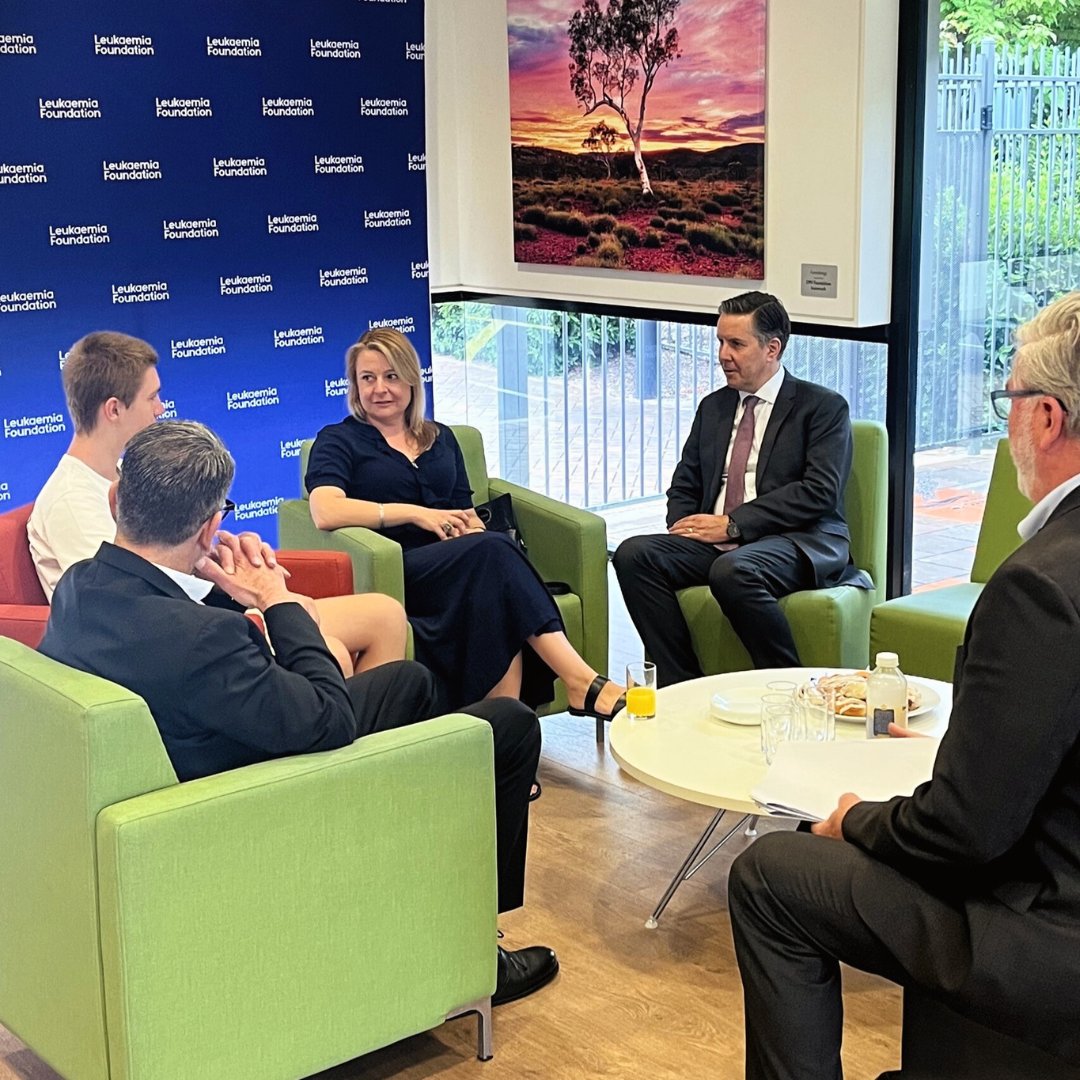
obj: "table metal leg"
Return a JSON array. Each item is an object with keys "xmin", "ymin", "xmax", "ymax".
[{"xmin": 645, "ymin": 810, "xmax": 750, "ymax": 928}]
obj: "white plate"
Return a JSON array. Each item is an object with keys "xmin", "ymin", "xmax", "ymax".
[
  {"xmin": 709, "ymin": 687, "xmax": 767, "ymax": 726},
  {"xmin": 831, "ymin": 678, "xmax": 942, "ymax": 724}
]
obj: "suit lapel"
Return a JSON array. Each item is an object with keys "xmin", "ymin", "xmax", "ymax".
[
  {"xmin": 756, "ymin": 373, "xmax": 796, "ymax": 486},
  {"xmin": 96, "ymin": 542, "xmax": 194, "ymax": 601},
  {"xmin": 704, "ymin": 390, "xmax": 739, "ymax": 511}
]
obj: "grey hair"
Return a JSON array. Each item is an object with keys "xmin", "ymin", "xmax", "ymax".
[
  {"xmin": 116, "ymin": 420, "xmax": 235, "ymax": 546},
  {"xmin": 1014, "ymin": 291, "xmax": 1080, "ymax": 438}
]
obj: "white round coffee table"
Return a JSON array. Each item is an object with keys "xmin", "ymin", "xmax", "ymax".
[{"xmin": 609, "ymin": 667, "xmax": 953, "ymax": 926}]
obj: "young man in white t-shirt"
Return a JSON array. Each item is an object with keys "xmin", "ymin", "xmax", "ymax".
[{"xmin": 28, "ymin": 331, "xmax": 407, "ymax": 675}]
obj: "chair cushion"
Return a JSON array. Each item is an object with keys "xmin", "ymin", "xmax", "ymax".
[
  {"xmin": 869, "ymin": 583, "xmax": 985, "ymax": 681},
  {"xmin": 679, "ymin": 583, "xmax": 877, "ymax": 676},
  {"xmin": 0, "ymin": 503, "xmax": 47, "ymax": 605},
  {"xmin": 275, "ymin": 550, "xmax": 353, "ymax": 600}
]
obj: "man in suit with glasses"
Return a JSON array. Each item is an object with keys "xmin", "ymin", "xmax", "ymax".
[{"xmin": 729, "ymin": 291, "xmax": 1080, "ymax": 1078}]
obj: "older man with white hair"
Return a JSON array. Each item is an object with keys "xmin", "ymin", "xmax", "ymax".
[{"xmin": 728, "ymin": 291, "xmax": 1080, "ymax": 1078}]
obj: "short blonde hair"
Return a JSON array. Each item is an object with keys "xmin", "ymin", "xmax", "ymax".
[
  {"xmin": 1014, "ymin": 291, "xmax": 1080, "ymax": 438},
  {"xmin": 345, "ymin": 327, "xmax": 437, "ymax": 451}
]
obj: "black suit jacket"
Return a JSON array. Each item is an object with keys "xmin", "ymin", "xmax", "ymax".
[
  {"xmin": 39, "ymin": 543, "xmax": 357, "ymax": 781},
  {"xmin": 666, "ymin": 372, "xmax": 870, "ymax": 587},
  {"xmin": 844, "ymin": 485, "xmax": 1080, "ymax": 1060}
]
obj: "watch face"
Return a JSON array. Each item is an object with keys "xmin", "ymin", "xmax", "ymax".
[{"xmin": 727, "ymin": 521, "xmax": 741, "ymax": 539}]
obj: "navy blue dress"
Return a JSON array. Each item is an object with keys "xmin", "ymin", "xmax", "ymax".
[{"xmin": 306, "ymin": 417, "xmax": 563, "ymax": 710}]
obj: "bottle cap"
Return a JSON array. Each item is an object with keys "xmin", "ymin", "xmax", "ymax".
[{"xmin": 875, "ymin": 651, "xmax": 899, "ymax": 667}]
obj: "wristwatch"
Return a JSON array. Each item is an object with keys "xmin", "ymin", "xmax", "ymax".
[{"xmin": 725, "ymin": 519, "xmax": 742, "ymax": 541}]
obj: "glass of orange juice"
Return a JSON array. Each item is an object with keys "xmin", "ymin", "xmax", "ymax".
[{"xmin": 626, "ymin": 661, "xmax": 657, "ymax": 720}]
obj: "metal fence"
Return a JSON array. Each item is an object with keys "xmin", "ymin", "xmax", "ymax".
[{"xmin": 922, "ymin": 40, "xmax": 1080, "ymax": 450}]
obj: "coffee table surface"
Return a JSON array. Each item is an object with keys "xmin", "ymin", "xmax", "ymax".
[{"xmin": 608, "ymin": 667, "xmax": 954, "ymax": 817}]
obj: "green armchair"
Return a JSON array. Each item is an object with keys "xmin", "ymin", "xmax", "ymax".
[
  {"xmin": 674, "ymin": 420, "xmax": 889, "ymax": 675},
  {"xmin": 0, "ymin": 638, "xmax": 499, "ymax": 1080},
  {"xmin": 278, "ymin": 424, "xmax": 610, "ymax": 724},
  {"xmin": 869, "ymin": 438, "xmax": 1030, "ymax": 681}
]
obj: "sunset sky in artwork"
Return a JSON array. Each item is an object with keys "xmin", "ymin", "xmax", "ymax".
[{"xmin": 507, "ymin": 0, "xmax": 765, "ymax": 155}]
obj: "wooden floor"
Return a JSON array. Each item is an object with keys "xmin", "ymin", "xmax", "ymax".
[{"xmin": 0, "ymin": 710, "xmax": 903, "ymax": 1080}]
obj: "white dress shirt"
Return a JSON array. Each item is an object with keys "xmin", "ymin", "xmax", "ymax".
[
  {"xmin": 713, "ymin": 366, "xmax": 786, "ymax": 515},
  {"xmin": 1017, "ymin": 471, "xmax": 1080, "ymax": 541}
]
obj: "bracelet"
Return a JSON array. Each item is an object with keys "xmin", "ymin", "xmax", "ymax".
[{"xmin": 377, "ymin": 503, "xmax": 385, "ymax": 529}]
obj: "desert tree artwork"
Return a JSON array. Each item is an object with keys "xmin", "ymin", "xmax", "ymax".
[
  {"xmin": 568, "ymin": 0, "xmax": 681, "ymax": 196},
  {"xmin": 508, "ymin": 0, "xmax": 766, "ymax": 279}
]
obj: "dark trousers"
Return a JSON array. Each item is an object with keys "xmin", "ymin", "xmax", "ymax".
[
  {"xmin": 613, "ymin": 533, "xmax": 812, "ymax": 686},
  {"xmin": 727, "ymin": 831, "xmax": 1080, "ymax": 1080},
  {"xmin": 347, "ymin": 660, "xmax": 539, "ymax": 913}
]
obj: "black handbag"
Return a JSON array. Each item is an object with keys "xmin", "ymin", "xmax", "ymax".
[{"xmin": 474, "ymin": 493, "xmax": 528, "ymax": 558}]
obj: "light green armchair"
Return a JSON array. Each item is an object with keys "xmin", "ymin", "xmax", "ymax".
[
  {"xmin": 674, "ymin": 420, "xmax": 889, "ymax": 674},
  {"xmin": 0, "ymin": 638, "xmax": 498, "ymax": 1080},
  {"xmin": 278, "ymin": 424, "xmax": 610, "ymax": 724},
  {"xmin": 870, "ymin": 438, "xmax": 1031, "ymax": 681}
]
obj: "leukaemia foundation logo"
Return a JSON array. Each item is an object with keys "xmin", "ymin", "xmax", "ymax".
[
  {"xmin": 359, "ymin": 97, "xmax": 408, "ymax": 117},
  {"xmin": 156, "ymin": 97, "xmax": 213, "ymax": 118},
  {"xmin": 1, "ymin": 288, "xmax": 57, "ymax": 313},
  {"xmin": 40, "ymin": 97, "xmax": 102, "ymax": 120},
  {"xmin": 310, "ymin": 39, "xmax": 362, "ymax": 59},
  {"xmin": 220, "ymin": 274, "xmax": 272, "ymax": 296},
  {"xmin": 3, "ymin": 413, "xmax": 66, "ymax": 439},
  {"xmin": 267, "ymin": 213, "xmax": 318, "ymax": 234},
  {"xmin": 314, "ymin": 155, "xmax": 363, "ymax": 174},
  {"xmin": 111, "ymin": 281, "xmax": 169, "ymax": 304},
  {"xmin": 319, "ymin": 265, "xmax": 368, "ymax": 287},
  {"xmin": 1, "ymin": 162, "xmax": 48, "ymax": 185},
  {"xmin": 171, "ymin": 336, "xmax": 226, "ymax": 359},
  {"xmin": 226, "ymin": 386, "xmax": 280, "ymax": 411},
  {"xmin": 0, "ymin": 33, "xmax": 36, "ymax": 55},
  {"xmin": 213, "ymin": 157, "xmax": 267, "ymax": 178},
  {"xmin": 273, "ymin": 326, "xmax": 324, "ymax": 348},
  {"xmin": 163, "ymin": 218, "xmax": 218, "ymax": 240},
  {"xmin": 206, "ymin": 36, "xmax": 262, "ymax": 57},
  {"xmin": 364, "ymin": 209, "xmax": 411, "ymax": 229},
  {"xmin": 369, "ymin": 315, "xmax": 415, "ymax": 334},
  {"xmin": 49, "ymin": 223, "xmax": 110, "ymax": 247},
  {"xmin": 103, "ymin": 159, "xmax": 162, "ymax": 181},
  {"xmin": 232, "ymin": 497, "xmax": 282, "ymax": 523},
  {"xmin": 94, "ymin": 35, "xmax": 154, "ymax": 56},
  {"xmin": 263, "ymin": 97, "xmax": 314, "ymax": 117},
  {"xmin": 0, "ymin": 481, "xmax": 11, "ymax": 503}
]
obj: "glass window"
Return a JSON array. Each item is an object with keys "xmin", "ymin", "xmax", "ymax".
[
  {"xmin": 916, "ymin": 19, "xmax": 1080, "ymax": 590},
  {"xmin": 431, "ymin": 300, "xmax": 885, "ymax": 547}
]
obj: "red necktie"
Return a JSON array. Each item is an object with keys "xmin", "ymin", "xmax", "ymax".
[{"xmin": 723, "ymin": 395, "xmax": 759, "ymax": 515}]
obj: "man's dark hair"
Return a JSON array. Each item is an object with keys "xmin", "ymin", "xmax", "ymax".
[
  {"xmin": 62, "ymin": 331, "xmax": 158, "ymax": 434},
  {"xmin": 116, "ymin": 421, "xmax": 235, "ymax": 546},
  {"xmin": 718, "ymin": 291, "xmax": 791, "ymax": 358}
]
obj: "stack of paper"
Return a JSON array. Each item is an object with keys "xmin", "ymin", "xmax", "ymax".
[{"xmin": 750, "ymin": 737, "xmax": 941, "ymax": 821}]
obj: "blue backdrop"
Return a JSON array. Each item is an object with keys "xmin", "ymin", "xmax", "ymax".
[{"xmin": 0, "ymin": 1, "xmax": 429, "ymax": 543}]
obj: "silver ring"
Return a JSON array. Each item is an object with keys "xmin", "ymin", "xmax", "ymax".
[{"xmin": 441, "ymin": 522, "xmax": 453, "ymax": 537}]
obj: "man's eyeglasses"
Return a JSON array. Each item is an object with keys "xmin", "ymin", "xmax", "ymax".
[
  {"xmin": 990, "ymin": 388, "xmax": 1069, "ymax": 421},
  {"xmin": 220, "ymin": 498, "xmax": 235, "ymax": 522}
]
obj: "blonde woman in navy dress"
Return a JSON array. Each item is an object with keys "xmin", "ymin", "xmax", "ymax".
[{"xmin": 306, "ymin": 327, "xmax": 626, "ymax": 724}]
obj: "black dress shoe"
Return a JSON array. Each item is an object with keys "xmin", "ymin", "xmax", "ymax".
[{"xmin": 492, "ymin": 944, "xmax": 559, "ymax": 1007}]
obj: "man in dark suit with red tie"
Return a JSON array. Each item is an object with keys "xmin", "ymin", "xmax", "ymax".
[{"xmin": 614, "ymin": 291, "xmax": 870, "ymax": 686}]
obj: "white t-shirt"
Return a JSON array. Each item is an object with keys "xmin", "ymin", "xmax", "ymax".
[{"xmin": 27, "ymin": 454, "xmax": 115, "ymax": 600}]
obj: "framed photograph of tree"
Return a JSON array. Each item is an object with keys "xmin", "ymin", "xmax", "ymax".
[{"xmin": 507, "ymin": 0, "xmax": 766, "ymax": 279}]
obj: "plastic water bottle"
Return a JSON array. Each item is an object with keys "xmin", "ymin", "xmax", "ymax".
[{"xmin": 866, "ymin": 651, "xmax": 907, "ymax": 738}]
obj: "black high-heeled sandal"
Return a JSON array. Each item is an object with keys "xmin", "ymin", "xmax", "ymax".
[{"xmin": 567, "ymin": 674, "xmax": 626, "ymax": 722}]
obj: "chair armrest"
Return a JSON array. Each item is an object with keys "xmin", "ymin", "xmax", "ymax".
[
  {"xmin": 96, "ymin": 714, "xmax": 498, "ymax": 1080},
  {"xmin": 0, "ymin": 605, "xmax": 49, "ymax": 649},
  {"xmin": 274, "ymin": 550, "xmax": 353, "ymax": 600},
  {"xmin": 489, "ymin": 479, "xmax": 609, "ymax": 677},
  {"xmin": 278, "ymin": 498, "xmax": 405, "ymax": 601}
]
